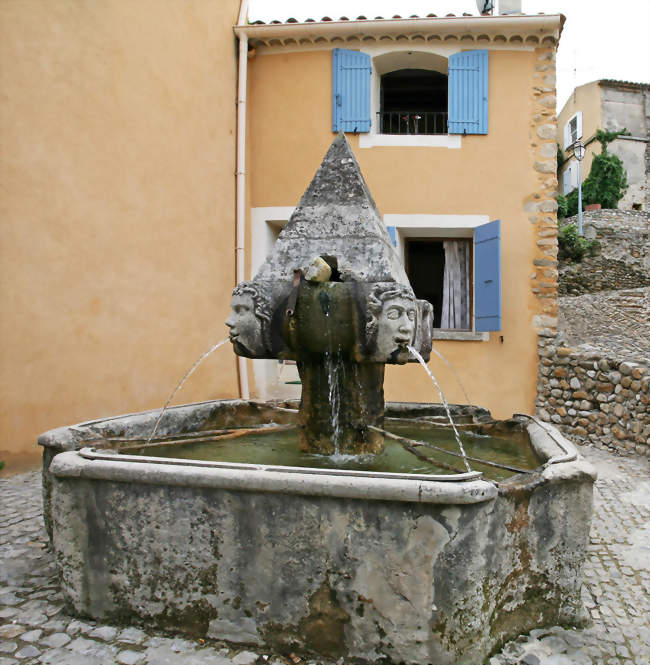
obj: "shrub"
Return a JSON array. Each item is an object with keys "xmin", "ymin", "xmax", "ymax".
[
  {"xmin": 582, "ymin": 151, "xmax": 628, "ymax": 209},
  {"xmin": 557, "ymin": 194, "xmax": 568, "ymax": 219},
  {"xmin": 558, "ymin": 223, "xmax": 599, "ymax": 262},
  {"xmin": 565, "ymin": 189, "xmax": 580, "ymax": 217}
]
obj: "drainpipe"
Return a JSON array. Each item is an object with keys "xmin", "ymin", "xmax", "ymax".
[{"xmin": 235, "ymin": 0, "xmax": 250, "ymax": 399}]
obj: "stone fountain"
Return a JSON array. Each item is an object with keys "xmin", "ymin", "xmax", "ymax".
[
  {"xmin": 39, "ymin": 134, "xmax": 596, "ymax": 665},
  {"xmin": 225, "ymin": 132, "xmax": 433, "ymax": 455}
]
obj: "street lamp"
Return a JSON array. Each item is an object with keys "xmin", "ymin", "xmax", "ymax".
[{"xmin": 573, "ymin": 140, "xmax": 586, "ymax": 236}]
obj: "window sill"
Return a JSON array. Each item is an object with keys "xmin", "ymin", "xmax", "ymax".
[
  {"xmin": 359, "ymin": 133, "xmax": 462, "ymax": 149},
  {"xmin": 433, "ymin": 330, "xmax": 489, "ymax": 342}
]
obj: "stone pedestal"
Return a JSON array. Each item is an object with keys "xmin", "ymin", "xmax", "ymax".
[{"xmin": 297, "ymin": 357, "xmax": 385, "ymax": 455}]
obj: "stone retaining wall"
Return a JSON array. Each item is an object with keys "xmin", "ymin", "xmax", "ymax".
[
  {"xmin": 559, "ymin": 209, "xmax": 650, "ymax": 296},
  {"xmin": 536, "ymin": 333, "xmax": 649, "ymax": 457}
]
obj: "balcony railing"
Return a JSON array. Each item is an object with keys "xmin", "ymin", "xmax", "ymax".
[{"xmin": 380, "ymin": 111, "xmax": 448, "ymax": 135}]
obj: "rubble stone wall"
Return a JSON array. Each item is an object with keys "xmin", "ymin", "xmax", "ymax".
[
  {"xmin": 536, "ymin": 333, "xmax": 649, "ymax": 457},
  {"xmin": 559, "ymin": 209, "xmax": 650, "ymax": 295}
]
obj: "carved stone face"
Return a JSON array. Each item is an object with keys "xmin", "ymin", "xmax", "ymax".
[
  {"xmin": 226, "ymin": 294, "xmax": 266, "ymax": 357},
  {"xmin": 375, "ymin": 296, "xmax": 416, "ymax": 361}
]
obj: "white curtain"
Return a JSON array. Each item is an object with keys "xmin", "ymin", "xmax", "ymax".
[{"xmin": 440, "ymin": 240, "xmax": 471, "ymax": 329}]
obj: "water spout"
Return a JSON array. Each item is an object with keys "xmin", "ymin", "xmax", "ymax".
[
  {"xmin": 148, "ymin": 338, "xmax": 229, "ymax": 443},
  {"xmin": 408, "ymin": 345, "xmax": 471, "ymax": 472}
]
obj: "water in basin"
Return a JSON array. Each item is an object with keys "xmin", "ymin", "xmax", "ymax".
[{"xmin": 120, "ymin": 422, "xmax": 541, "ymax": 482}]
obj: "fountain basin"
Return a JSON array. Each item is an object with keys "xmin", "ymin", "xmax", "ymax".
[{"xmin": 39, "ymin": 400, "xmax": 595, "ymax": 665}]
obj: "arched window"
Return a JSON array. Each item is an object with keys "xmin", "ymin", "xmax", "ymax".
[
  {"xmin": 381, "ymin": 69, "xmax": 448, "ymax": 135},
  {"xmin": 373, "ymin": 51, "xmax": 449, "ymax": 136}
]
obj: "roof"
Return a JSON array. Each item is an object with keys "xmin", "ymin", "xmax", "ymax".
[
  {"xmin": 598, "ymin": 79, "xmax": 650, "ymax": 91},
  {"xmin": 235, "ymin": 13, "xmax": 564, "ymax": 50}
]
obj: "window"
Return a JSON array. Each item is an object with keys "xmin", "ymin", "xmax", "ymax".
[
  {"xmin": 332, "ymin": 48, "xmax": 489, "ymax": 137},
  {"xmin": 380, "ymin": 69, "xmax": 448, "ymax": 135},
  {"xmin": 406, "ymin": 239, "xmax": 470, "ymax": 329},
  {"xmin": 562, "ymin": 162, "xmax": 578, "ymax": 194},
  {"xmin": 388, "ymin": 218, "xmax": 501, "ymax": 336},
  {"xmin": 563, "ymin": 111, "xmax": 583, "ymax": 150}
]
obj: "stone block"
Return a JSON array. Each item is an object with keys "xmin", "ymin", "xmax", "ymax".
[
  {"xmin": 536, "ymin": 124, "xmax": 556, "ymax": 140},
  {"xmin": 619, "ymin": 362, "xmax": 636, "ymax": 376},
  {"xmin": 534, "ymin": 160, "xmax": 556, "ymax": 174},
  {"xmin": 608, "ymin": 371, "xmax": 622, "ymax": 384}
]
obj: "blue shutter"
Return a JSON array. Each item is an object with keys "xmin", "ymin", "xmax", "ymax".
[
  {"xmin": 386, "ymin": 226, "xmax": 397, "ymax": 247},
  {"xmin": 474, "ymin": 219, "xmax": 501, "ymax": 331},
  {"xmin": 448, "ymin": 50, "xmax": 489, "ymax": 135},
  {"xmin": 332, "ymin": 49, "xmax": 372, "ymax": 133}
]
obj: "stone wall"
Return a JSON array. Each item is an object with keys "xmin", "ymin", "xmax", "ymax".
[
  {"xmin": 536, "ymin": 333, "xmax": 649, "ymax": 457},
  {"xmin": 559, "ymin": 209, "xmax": 650, "ymax": 295},
  {"xmin": 528, "ymin": 48, "xmax": 560, "ymax": 335}
]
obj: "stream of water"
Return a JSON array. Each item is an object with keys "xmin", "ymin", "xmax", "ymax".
[
  {"xmin": 148, "ymin": 337, "xmax": 230, "ymax": 443},
  {"xmin": 429, "ymin": 345, "xmax": 471, "ymax": 405},
  {"xmin": 408, "ymin": 345, "xmax": 471, "ymax": 472}
]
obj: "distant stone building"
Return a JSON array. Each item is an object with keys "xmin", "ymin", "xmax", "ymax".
[{"xmin": 558, "ymin": 79, "xmax": 650, "ymax": 210}]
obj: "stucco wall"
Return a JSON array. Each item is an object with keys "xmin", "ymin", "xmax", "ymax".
[
  {"xmin": 246, "ymin": 46, "xmax": 558, "ymax": 420},
  {"xmin": 602, "ymin": 85, "xmax": 649, "ymax": 210},
  {"xmin": 0, "ymin": 0, "xmax": 241, "ymax": 465},
  {"xmin": 557, "ymin": 81, "xmax": 602, "ymax": 189}
]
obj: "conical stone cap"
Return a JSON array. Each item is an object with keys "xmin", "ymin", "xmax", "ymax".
[{"xmin": 254, "ymin": 132, "xmax": 409, "ymax": 284}]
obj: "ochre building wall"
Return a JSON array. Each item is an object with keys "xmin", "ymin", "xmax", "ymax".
[
  {"xmin": 247, "ymin": 46, "xmax": 559, "ymax": 420},
  {"xmin": 0, "ymin": 0, "xmax": 241, "ymax": 467},
  {"xmin": 558, "ymin": 81, "xmax": 602, "ymax": 177}
]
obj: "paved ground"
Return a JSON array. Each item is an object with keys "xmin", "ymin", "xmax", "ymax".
[{"xmin": 1, "ymin": 446, "xmax": 649, "ymax": 665}]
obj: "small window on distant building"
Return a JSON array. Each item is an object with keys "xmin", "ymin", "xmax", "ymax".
[{"xmin": 564, "ymin": 111, "xmax": 583, "ymax": 149}]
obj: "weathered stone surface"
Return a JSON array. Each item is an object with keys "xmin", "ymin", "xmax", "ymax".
[
  {"xmin": 39, "ymin": 402, "xmax": 594, "ymax": 665},
  {"xmin": 537, "ymin": 124, "xmax": 556, "ymax": 139},
  {"xmin": 255, "ymin": 133, "xmax": 408, "ymax": 284}
]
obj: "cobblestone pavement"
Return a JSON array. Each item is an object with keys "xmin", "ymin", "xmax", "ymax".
[
  {"xmin": 2, "ymin": 446, "xmax": 649, "ymax": 665},
  {"xmin": 559, "ymin": 288, "xmax": 650, "ymax": 365}
]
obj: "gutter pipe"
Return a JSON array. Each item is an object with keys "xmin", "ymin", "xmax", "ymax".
[{"xmin": 235, "ymin": 0, "xmax": 250, "ymax": 399}]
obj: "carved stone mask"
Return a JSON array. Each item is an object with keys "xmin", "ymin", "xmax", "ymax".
[
  {"xmin": 226, "ymin": 293, "xmax": 266, "ymax": 357},
  {"xmin": 375, "ymin": 295, "xmax": 416, "ymax": 361}
]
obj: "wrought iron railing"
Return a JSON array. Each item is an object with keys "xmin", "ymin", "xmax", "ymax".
[{"xmin": 380, "ymin": 111, "xmax": 448, "ymax": 135}]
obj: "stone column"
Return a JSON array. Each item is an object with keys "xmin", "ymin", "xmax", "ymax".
[{"xmin": 297, "ymin": 358, "xmax": 385, "ymax": 455}]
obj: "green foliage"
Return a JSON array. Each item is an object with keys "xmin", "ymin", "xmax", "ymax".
[
  {"xmin": 557, "ymin": 193, "xmax": 568, "ymax": 219},
  {"xmin": 558, "ymin": 223, "xmax": 599, "ymax": 262},
  {"xmin": 556, "ymin": 142, "xmax": 566, "ymax": 176},
  {"xmin": 565, "ymin": 189, "xmax": 581, "ymax": 217},
  {"xmin": 582, "ymin": 151, "xmax": 628, "ymax": 209},
  {"xmin": 595, "ymin": 128, "xmax": 630, "ymax": 153}
]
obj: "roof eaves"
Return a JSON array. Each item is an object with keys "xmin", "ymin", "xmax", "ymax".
[{"xmin": 235, "ymin": 14, "xmax": 564, "ymax": 50}]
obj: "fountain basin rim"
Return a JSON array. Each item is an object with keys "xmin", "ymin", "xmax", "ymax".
[
  {"xmin": 50, "ymin": 448, "xmax": 498, "ymax": 505},
  {"xmin": 79, "ymin": 446, "xmax": 485, "ymax": 483}
]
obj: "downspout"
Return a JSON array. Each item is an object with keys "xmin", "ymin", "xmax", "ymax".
[{"xmin": 235, "ymin": 0, "xmax": 250, "ymax": 398}]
